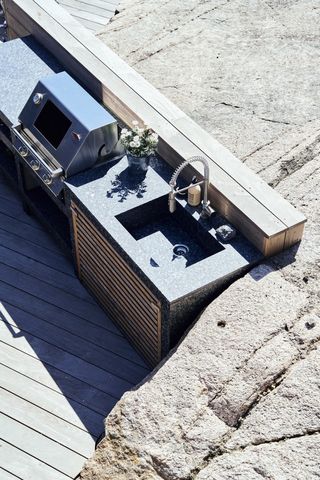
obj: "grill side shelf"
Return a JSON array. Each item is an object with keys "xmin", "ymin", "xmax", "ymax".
[{"xmin": 70, "ymin": 202, "xmax": 162, "ymax": 367}]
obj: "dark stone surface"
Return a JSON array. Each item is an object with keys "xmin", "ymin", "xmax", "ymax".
[
  {"xmin": 65, "ymin": 154, "xmax": 262, "ymax": 304},
  {"xmin": 0, "ymin": 36, "xmax": 62, "ymax": 126}
]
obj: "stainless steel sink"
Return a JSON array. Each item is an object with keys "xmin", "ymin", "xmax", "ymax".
[{"xmin": 116, "ymin": 195, "xmax": 224, "ymax": 271}]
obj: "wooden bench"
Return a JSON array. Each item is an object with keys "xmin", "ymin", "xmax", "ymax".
[{"xmin": 3, "ymin": 0, "xmax": 306, "ymax": 256}]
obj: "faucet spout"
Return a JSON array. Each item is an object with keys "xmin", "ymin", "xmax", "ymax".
[{"xmin": 168, "ymin": 156, "xmax": 213, "ymax": 218}]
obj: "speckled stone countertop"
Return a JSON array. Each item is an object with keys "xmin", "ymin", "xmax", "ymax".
[
  {"xmin": 66, "ymin": 154, "xmax": 262, "ymax": 303},
  {"xmin": 0, "ymin": 36, "xmax": 61, "ymax": 126}
]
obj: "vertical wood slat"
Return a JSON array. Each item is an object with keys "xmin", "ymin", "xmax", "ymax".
[{"xmin": 71, "ymin": 203, "xmax": 161, "ymax": 367}]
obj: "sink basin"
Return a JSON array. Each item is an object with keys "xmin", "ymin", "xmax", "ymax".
[{"xmin": 116, "ymin": 195, "xmax": 224, "ymax": 270}]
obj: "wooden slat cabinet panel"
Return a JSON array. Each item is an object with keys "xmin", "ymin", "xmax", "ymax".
[{"xmin": 71, "ymin": 202, "xmax": 161, "ymax": 367}]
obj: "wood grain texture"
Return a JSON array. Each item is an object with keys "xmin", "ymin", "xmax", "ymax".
[
  {"xmin": 56, "ymin": 0, "xmax": 117, "ymax": 32},
  {"xmin": 0, "ymin": 341, "xmax": 117, "ymax": 415},
  {"xmin": 72, "ymin": 203, "xmax": 162, "ymax": 367},
  {"xmin": 0, "ymin": 441, "xmax": 69, "ymax": 480},
  {"xmin": 0, "ymin": 468, "xmax": 21, "ymax": 480},
  {"xmin": 0, "ymin": 413, "xmax": 85, "ymax": 477}
]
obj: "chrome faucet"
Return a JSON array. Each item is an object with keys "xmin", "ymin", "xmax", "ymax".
[{"xmin": 168, "ymin": 156, "xmax": 213, "ymax": 218}]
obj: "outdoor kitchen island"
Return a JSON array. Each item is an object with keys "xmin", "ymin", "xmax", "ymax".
[{"xmin": 65, "ymin": 154, "xmax": 263, "ymax": 366}]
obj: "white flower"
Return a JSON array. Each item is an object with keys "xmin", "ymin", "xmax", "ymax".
[
  {"xmin": 120, "ymin": 132, "xmax": 130, "ymax": 141},
  {"xmin": 120, "ymin": 123, "xmax": 158, "ymax": 155}
]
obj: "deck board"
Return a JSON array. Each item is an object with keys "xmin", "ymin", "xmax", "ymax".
[
  {"xmin": 0, "ymin": 315, "xmax": 133, "ymax": 397},
  {"xmin": 0, "ymin": 440, "xmax": 70, "ymax": 479},
  {"xmin": 0, "ymin": 169, "xmax": 149, "ymax": 478},
  {"xmin": 0, "ymin": 261, "xmax": 121, "ymax": 328},
  {"xmin": 0, "ymin": 244, "xmax": 95, "ymax": 303},
  {"xmin": 0, "ymin": 302, "xmax": 149, "ymax": 380},
  {"xmin": 56, "ymin": 0, "xmax": 118, "ymax": 33},
  {"xmin": 0, "ymin": 413, "xmax": 85, "ymax": 478},
  {"xmin": 0, "ymin": 280, "xmax": 140, "ymax": 361},
  {"xmin": 0, "ymin": 278, "xmax": 124, "ymax": 337},
  {"xmin": 0, "ymin": 468, "xmax": 21, "ymax": 479},
  {"xmin": 0, "ymin": 227, "xmax": 75, "ymax": 275},
  {"xmin": 0, "ymin": 342, "xmax": 117, "ymax": 415},
  {"xmin": 0, "ymin": 364, "xmax": 104, "ymax": 435}
]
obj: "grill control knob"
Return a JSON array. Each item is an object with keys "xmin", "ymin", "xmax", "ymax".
[
  {"xmin": 18, "ymin": 146, "xmax": 29, "ymax": 157},
  {"xmin": 72, "ymin": 131, "xmax": 82, "ymax": 142},
  {"xmin": 33, "ymin": 93, "xmax": 44, "ymax": 105},
  {"xmin": 42, "ymin": 173, "xmax": 52, "ymax": 185},
  {"xmin": 30, "ymin": 158, "xmax": 40, "ymax": 171}
]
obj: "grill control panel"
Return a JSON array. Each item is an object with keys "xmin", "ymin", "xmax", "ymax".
[{"xmin": 11, "ymin": 125, "xmax": 63, "ymax": 196}]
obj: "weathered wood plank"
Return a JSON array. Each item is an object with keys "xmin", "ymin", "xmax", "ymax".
[
  {"xmin": 0, "ymin": 319, "xmax": 133, "ymax": 396},
  {"xmin": 0, "ymin": 413, "xmax": 85, "ymax": 478},
  {"xmin": 0, "ymin": 341, "xmax": 117, "ymax": 415},
  {"xmin": 0, "ymin": 363, "xmax": 104, "ymax": 435},
  {"xmin": 0, "ymin": 301, "xmax": 149, "ymax": 381},
  {"xmin": 0, "ymin": 275, "xmax": 124, "ymax": 348},
  {"xmin": 0, "ymin": 388, "xmax": 95, "ymax": 456},
  {"xmin": 0, "ymin": 211, "xmax": 63, "ymax": 254},
  {"xmin": 0, "ymin": 261, "xmax": 115, "ymax": 327},
  {"xmin": 0, "ymin": 468, "xmax": 20, "ymax": 479},
  {"xmin": 63, "ymin": 5, "xmax": 112, "ymax": 23},
  {"xmin": 68, "ymin": 16, "xmax": 100, "ymax": 33},
  {"xmin": 0, "ymin": 244, "xmax": 95, "ymax": 303},
  {"xmin": 283, "ymin": 222, "xmax": 305, "ymax": 251},
  {"xmin": 0, "ymin": 175, "xmax": 20, "ymax": 201},
  {"xmin": 60, "ymin": 0, "xmax": 115, "ymax": 16},
  {"xmin": 0, "ymin": 195, "xmax": 44, "ymax": 231},
  {"xmin": 0, "ymin": 439, "xmax": 72, "ymax": 479},
  {"xmin": 0, "ymin": 228, "xmax": 75, "ymax": 275},
  {"xmin": 0, "ymin": 278, "xmax": 122, "ymax": 336}
]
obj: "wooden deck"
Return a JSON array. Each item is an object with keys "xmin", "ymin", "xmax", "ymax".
[
  {"xmin": 56, "ymin": 0, "xmax": 119, "ymax": 33},
  {"xmin": 0, "ymin": 170, "xmax": 150, "ymax": 478}
]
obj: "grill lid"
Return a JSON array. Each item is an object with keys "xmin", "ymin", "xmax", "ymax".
[{"xmin": 19, "ymin": 71, "xmax": 118, "ymax": 177}]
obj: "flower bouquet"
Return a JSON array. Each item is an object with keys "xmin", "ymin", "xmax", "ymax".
[{"xmin": 120, "ymin": 121, "xmax": 159, "ymax": 171}]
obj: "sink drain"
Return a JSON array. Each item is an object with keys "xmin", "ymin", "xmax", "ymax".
[{"xmin": 173, "ymin": 244, "xmax": 189, "ymax": 257}]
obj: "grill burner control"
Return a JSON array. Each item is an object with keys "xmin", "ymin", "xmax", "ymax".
[
  {"xmin": 72, "ymin": 131, "xmax": 82, "ymax": 142},
  {"xmin": 18, "ymin": 145, "xmax": 28, "ymax": 157},
  {"xmin": 33, "ymin": 92, "xmax": 44, "ymax": 105},
  {"xmin": 42, "ymin": 173, "xmax": 52, "ymax": 185},
  {"xmin": 30, "ymin": 158, "xmax": 40, "ymax": 171}
]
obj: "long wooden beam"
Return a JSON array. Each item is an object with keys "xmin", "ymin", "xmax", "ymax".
[{"xmin": 3, "ymin": 0, "xmax": 306, "ymax": 255}]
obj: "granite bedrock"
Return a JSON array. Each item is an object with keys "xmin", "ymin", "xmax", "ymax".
[{"xmin": 79, "ymin": 0, "xmax": 320, "ymax": 478}]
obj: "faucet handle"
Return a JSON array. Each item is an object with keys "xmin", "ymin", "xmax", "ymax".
[{"xmin": 200, "ymin": 200, "xmax": 213, "ymax": 219}]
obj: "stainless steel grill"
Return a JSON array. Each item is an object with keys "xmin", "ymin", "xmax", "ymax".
[{"xmin": 11, "ymin": 71, "xmax": 118, "ymax": 196}]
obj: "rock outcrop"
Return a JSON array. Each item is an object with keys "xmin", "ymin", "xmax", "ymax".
[{"xmin": 81, "ymin": 1, "xmax": 320, "ymax": 478}]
